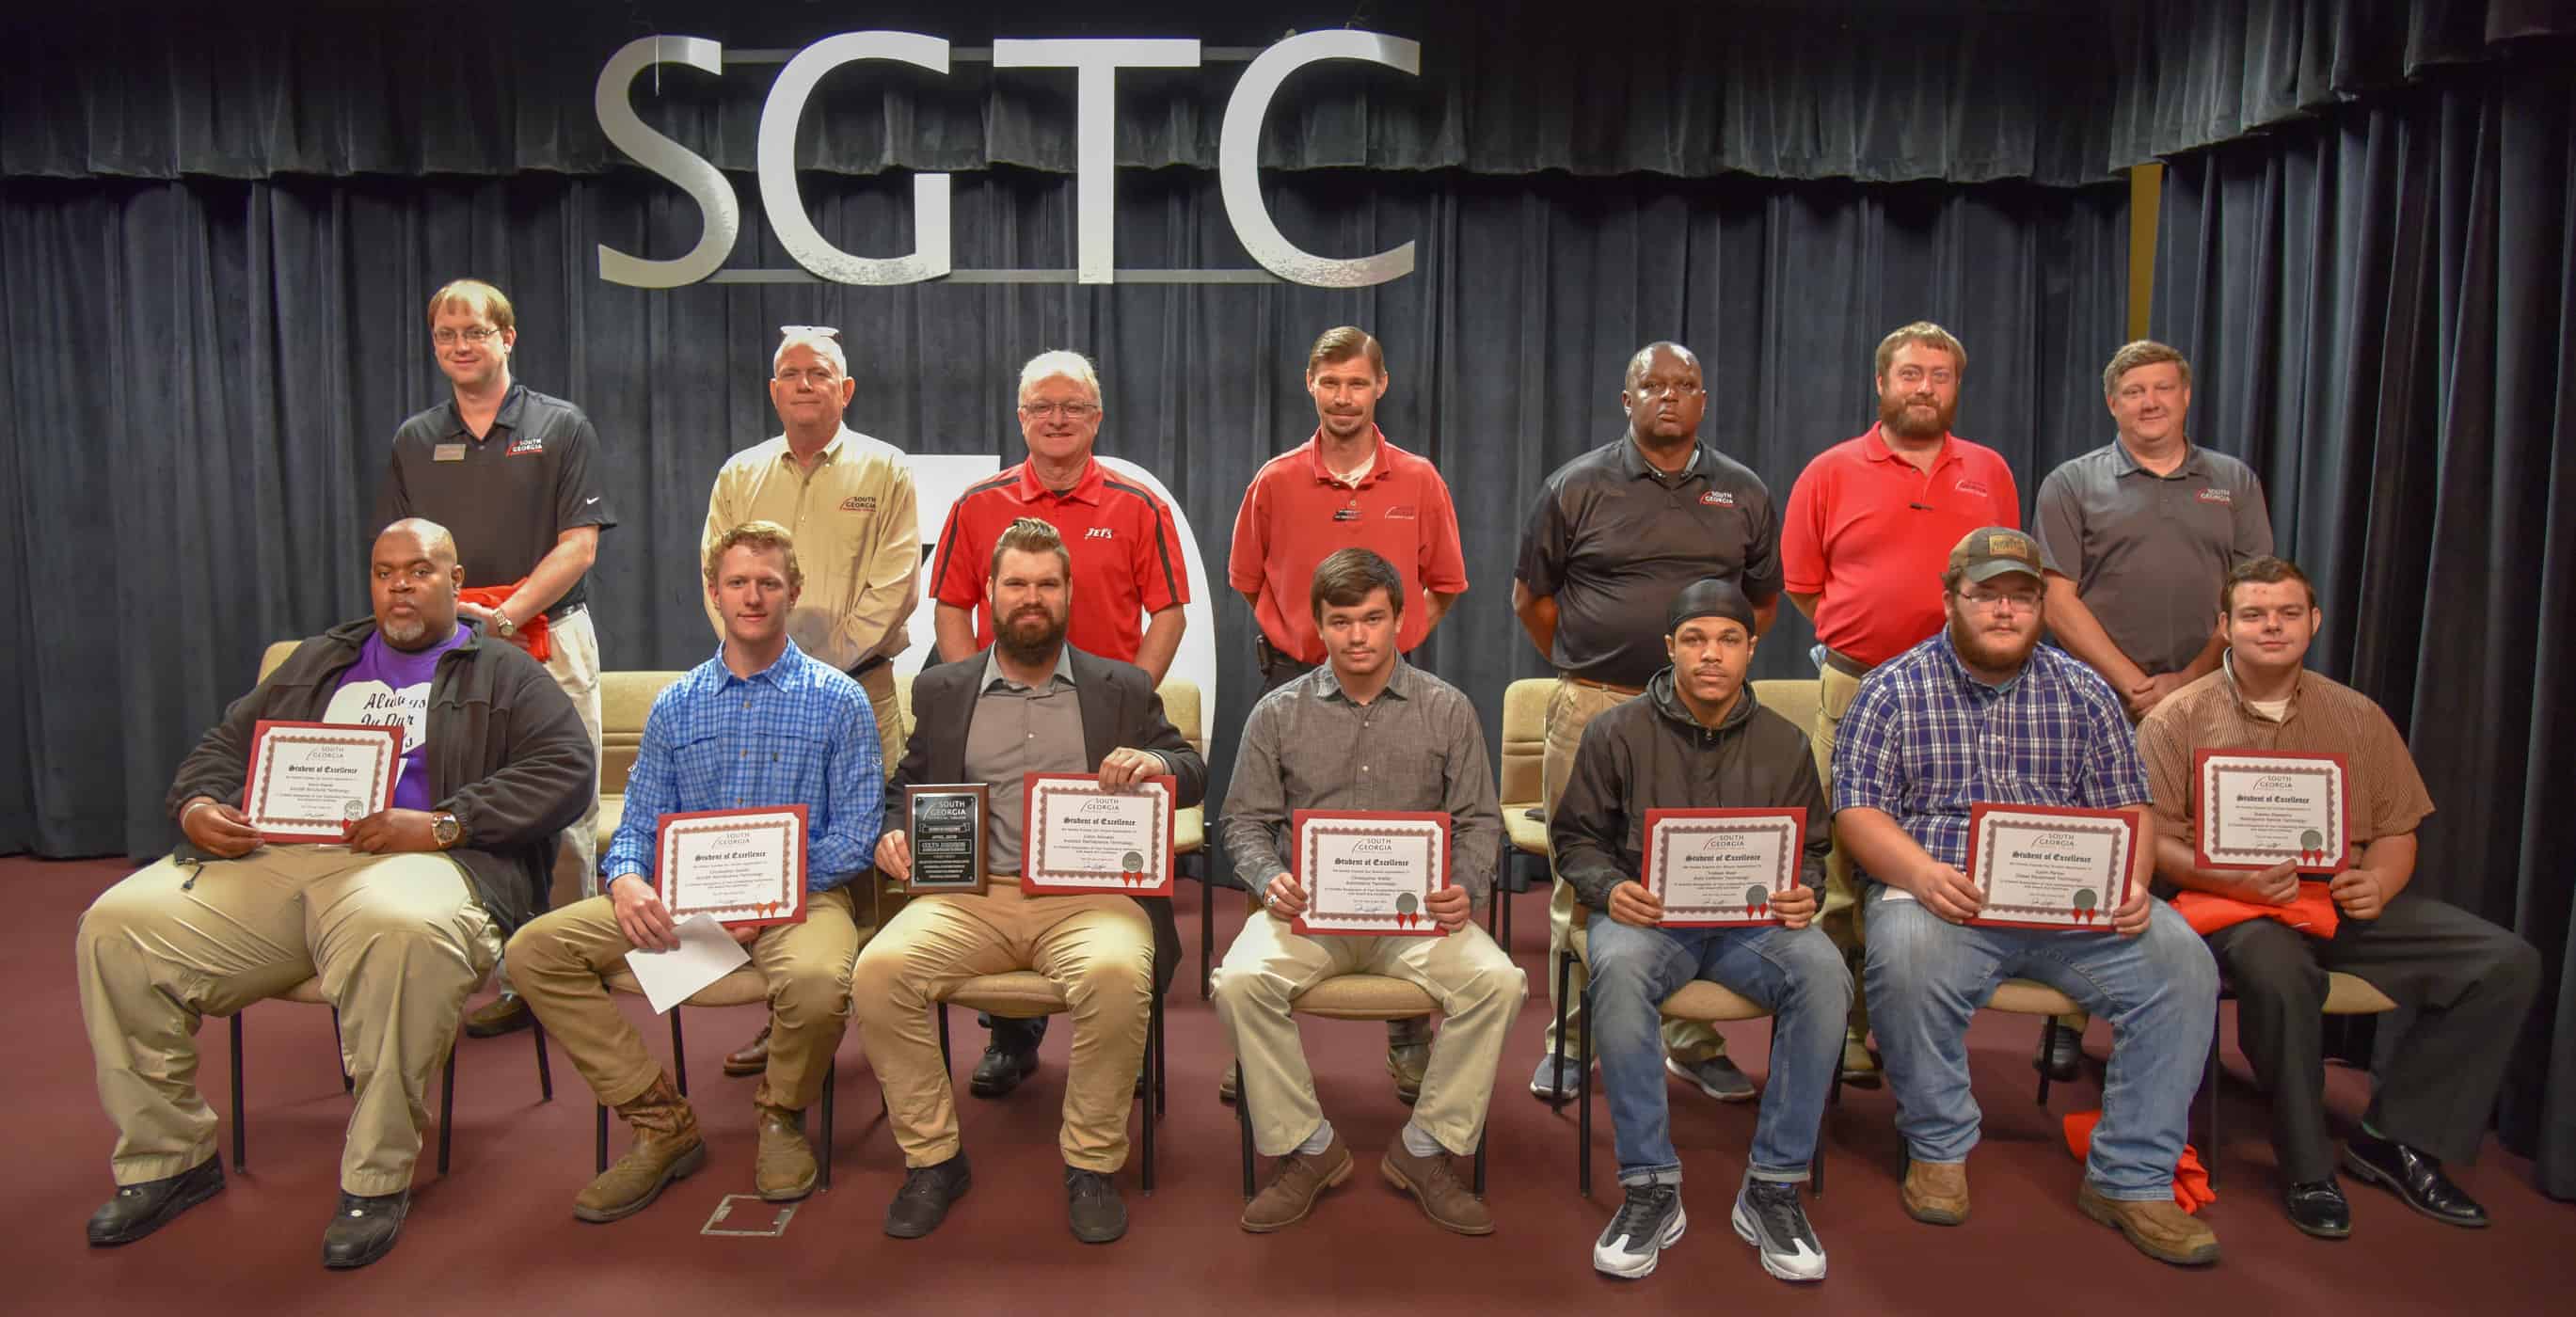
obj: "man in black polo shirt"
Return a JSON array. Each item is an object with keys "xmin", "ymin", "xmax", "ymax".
[
  {"xmin": 379, "ymin": 278, "xmax": 616, "ymax": 1037},
  {"xmin": 1513, "ymin": 341, "xmax": 1783, "ymax": 1103}
]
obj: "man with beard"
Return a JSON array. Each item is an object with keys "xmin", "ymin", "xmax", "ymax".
[
  {"xmin": 2138, "ymin": 556, "xmax": 2536, "ymax": 1239},
  {"xmin": 507, "ymin": 521, "xmax": 883, "ymax": 1221},
  {"xmin": 854, "ymin": 517, "xmax": 1207, "ymax": 1244},
  {"xmin": 1223, "ymin": 326, "xmax": 1471, "ymax": 1104},
  {"xmin": 76, "ymin": 519, "xmax": 593, "ymax": 1269},
  {"xmin": 1834, "ymin": 527, "xmax": 2221, "ymax": 1267},
  {"xmin": 927, "ymin": 351, "xmax": 1193, "ymax": 1094},
  {"xmin": 1212, "ymin": 548, "xmax": 1521, "ymax": 1237},
  {"xmin": 380, "ymin": 278, "xmax": 616, "ymax": 1040},
  {"xmin": 1554, "ymin": 579, "xmax": 1847, "ymax": 1283},
  {"xmin": 1515, "ymin": 341, "xmax": 1783, "ymax": 1106},
  {"xmin": 1781, "ymin": 322, "xmax": 2021, "ymax": 1088}
]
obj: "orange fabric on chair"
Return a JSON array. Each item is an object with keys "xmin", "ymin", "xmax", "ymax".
[
  {"xmin": 2171, "ymin": 880, "xmax": 2340, "ymax": 939},
  {"xmin": 2063, "ymin": 1110, "xmax": 2216, "ymax": 1213},
  {"xmin": 459, "ymin": 580, "xmax": 551, "ymax": 661}
]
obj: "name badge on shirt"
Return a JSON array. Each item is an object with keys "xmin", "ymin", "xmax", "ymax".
[{"xmin": 432, "ymin": 443, "xmax": 469, "ymax": 462}]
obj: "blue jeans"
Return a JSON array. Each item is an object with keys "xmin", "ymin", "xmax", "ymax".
[
  {"xmin": 1863, "ymin": 887, "xmax": 2218, "ymax": 1201},
  {"xmin": 1584, "ymin": 917, "xmax": 1852, "ymax": 1186}
]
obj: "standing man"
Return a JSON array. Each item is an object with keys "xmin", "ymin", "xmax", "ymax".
[
  {"xmin": 77, "ymin": 520, "xmax": 593, "ymax": 1269},
  {"xmin": 1213, "ymin": 549, "xmax": 1522, "ymax": 1237},
  {"xmin": 509, "ymin": 521, "xmax": 883, "ymax": 1222},
  {"xmin": 2026, "ymin": 340, "xmax": 2274, "ymax": 1080},
  {"xmin": 1780, "ymin": 321, "xmax": 2020, "ymax": 1087},
  {"xmin": 702, "ymin": 325, "xmax": 920, "ymax": 1078},
  {"xmin": 2139, "ymin": 556, "xmax": 2537, "ymax": 1239},
  {"xmin": 1515, "ymin": 341, "xmax": 1782, "ymax": 1104},
  {"xmin": 926, "ymin": 350, "xmax": 1193, "ymax": 1093},
  {"xmin": 1226, "ymin": 325, "xmax": 1471, "ymax": 1103},
  {"xmin": 379, "ymin": 278, "xmax": 616, "ymax": 1040},
  {"xmin": 1836, "ymin": 527, "xmax": 2220, "ymax": 1267}
]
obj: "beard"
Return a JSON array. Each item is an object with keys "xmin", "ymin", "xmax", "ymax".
[
  {"xmin": 1946, "ymin": 609, "xmax": 2040, "ymax": 674},
  {"xmin": 1879, "ymin": 390, "xmax": 1956, "ymax": 441},
  {"xmin": 996, "ymin": 604, "xmax": 1068, "ymax": 665}
]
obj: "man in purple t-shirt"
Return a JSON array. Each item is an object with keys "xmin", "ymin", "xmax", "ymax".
[{"xmin": 325, "ymin": 619, "xmax": 467, "ymax": 811}]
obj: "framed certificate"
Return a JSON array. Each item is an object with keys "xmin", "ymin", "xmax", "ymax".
[
  {"xmin": 905, "ymin": 784, "xmax": 990, "ymax": 895},
  {"xmin": 1644, "ymin": 807, "xmax": 1806, "ymax": 928},
  {"xmin": 655, "ymin": 806, "xmax": 808, "ymax": 928},
  {"xmin": 1019, "ymin": 772, "xmax": 1175, "ymax": 897},
  {"xmin": 245, "ymin": 720, "xmax": 405, "ymax": 842},
  {"xmin": 1964, "ymin": 803, "xmax": 2139, "ymax": 930},
  {"xmin": 1292, "ymin": 810, "xmax": 1451, "ymax": 937},
  {"xmin": 2194, "ymin": 749, "xmax": 2349, "ymax": 874}
]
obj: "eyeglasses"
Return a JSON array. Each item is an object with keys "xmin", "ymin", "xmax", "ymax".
[
  {"xmin": 432, "ymin": 326, "xmax": 502, "ymax": 346},
  {"xmin": 1019, "ymin": 401, "xmax": 1101, "ymax": 421},
  {"xmin": 1957, "ymin": 586, "xmax": 2041, "ymax": 613}
]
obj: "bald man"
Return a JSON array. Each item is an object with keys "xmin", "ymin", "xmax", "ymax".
[{"xmin": 75, "ymin": 519, "xmax": 595, "ymax": 1270}]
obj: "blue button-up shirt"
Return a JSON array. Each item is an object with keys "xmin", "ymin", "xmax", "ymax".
[
  {"xmin": 1831, "ymin": 629, "xmax": 2150, "ymax": 880},
  {"xmin": 603, "ymin": 639, "xmax": 883, "ymax": 893}
]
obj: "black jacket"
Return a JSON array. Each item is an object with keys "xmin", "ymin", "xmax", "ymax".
[
  {"xmin": 1550, "ymin": 670, "xmax": 1831, "ymax": 912},
  {"xmin": 885, "ymin": 644, "xmax": 1209, "ymax": 992},
  {"xmin": 166, "ymin": 618, "xmax": 596, "ymax": 933}
]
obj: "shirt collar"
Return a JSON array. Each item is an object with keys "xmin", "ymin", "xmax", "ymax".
[
  {"xmin": 1618, "ymin": 435, "xmax": 1706, "ymax": 483},
  {"xmin": 1301, "ymin": 428, "xmax": 1390, "ymax": 487},
  {"xmin": 2108, "ymin": 437, "xmax": 2207, "ymax": 480},
  {"xmin": 776, "ymin": 425, "xmax": 853, "ymax": 468},
  {"xmin": 981, "ymin": 643, "xmax": 1079, "ymax": 692},
  {"xmin": 1863, "ymin": 423, "xmax": 1956, "ymax": 469},
  {"xmin": 710, "ymin": 636, "xmax": 809, "ymax": 690},
  {"xmin": 1014, "ymin": 455, "xmax": 1105, "ymax": 505},
  {"xmin": 1312, "ymin": 657, "xmax": 1416, "ymax": 705},
  {"xmin": 440, "ymin": 383, "xmax": 528, "ymax": 442},
  {"xmin": 2219, "ymin": 649, "xmax": 2307, "ymax": 719}
]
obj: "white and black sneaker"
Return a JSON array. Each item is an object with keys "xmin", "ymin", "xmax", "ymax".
[
  {"xmin": 1593, "ymin": 1182, "xmax": 1686, "ymax": 1279},
  {"xmin": 1731, "ymin": 1177, "xmax": 1827, "ymax": 1281}
]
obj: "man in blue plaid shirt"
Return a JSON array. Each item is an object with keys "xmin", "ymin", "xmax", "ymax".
[
  {"xmin": 510, "ymin": 519, "xmax": 883, "ymax": 1224},
  {"xmin": 1832, "ymin": 527, "xmax": 2219, "ymax": 1267}
]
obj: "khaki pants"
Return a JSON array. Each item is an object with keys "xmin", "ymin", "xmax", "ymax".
[
  {"xmin": 1213, "ymin": 912, "xmax": 1526, "ymax": 1157},
  {"xmin": 849, "ymin": 877, "xmax": 1152, "ymax": 1173},
  {"xmin": 505, "ymin": 887, "xmax": 862, "ymax": 1112},
  {"xmin": 76, "ymin": 848, "xmax": 500, "ymax": 1194},
  {"xmin": 1540, "ymin": 677, "xmax": 1727, "ymax": 1062},
  {"xmin": 1813, "ymin": 661, "xmax": 1870, "ymax": 1044},
  {"xmin": 855, "ymin": 661, "xmax": 906, "ymax": 783},
  {"xmin": 542, "ymin": 607, "xmax": 604, "ymax": 908}
]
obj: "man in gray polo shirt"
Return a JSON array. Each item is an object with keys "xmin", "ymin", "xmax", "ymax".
[
  {"xmin": 2027, "ymin": 339, "xmax": 2271, "ymax": 1079},
  {"xmin": 1514, "ymin": 341, "xmax": 1783, "ymax": 1103}
]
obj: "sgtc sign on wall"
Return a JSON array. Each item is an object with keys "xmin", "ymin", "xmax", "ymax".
[{"xmin": 596, "ymin": 30, "xmax": 1419, "ymax": 289}]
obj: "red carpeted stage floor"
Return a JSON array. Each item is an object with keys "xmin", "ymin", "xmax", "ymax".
[{"xmin": 5, "ymin": 855, "xmax": 2565, "ymax": 1310}]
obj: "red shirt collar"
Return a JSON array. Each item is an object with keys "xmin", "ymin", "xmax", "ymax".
[
  {"xmin": 1014, "ymin": 455, "xmax": 1105, "ymax": 504},
  {"xmin": 1863, "ymin": 422, "xmax": 1957, "ymax": 470},
  {"xmin": 1300, "ymin": 427, "xmax": 1391, "ymax": 487}
]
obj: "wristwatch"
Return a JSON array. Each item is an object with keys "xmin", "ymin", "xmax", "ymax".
[
  {"xmin": 430, "ymin": 810, "xmax": 463, "ymax": 849},
  {"xmin": 491, "ymin": 611, "xmax": 517, "ymax": 639}
]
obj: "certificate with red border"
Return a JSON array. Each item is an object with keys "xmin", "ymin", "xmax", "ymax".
[
  {"xmin": 1645, "ymin": 807, "xmax": 1805, "ymax": 928},
  {"xmin": 246, "ymin": 720, "xmax": 405, "ymax": 842},
  {"xmin": 1020, "ymin": 773, "xmax": 1175, "ymax": 897},
  {"xmin": 2194, "ymin": 749, "xmax": 2349, "ymax": 874},
  {"xmin": 1292, "ymin": 810, "xmax": 1451, "ymax": 938},
  {"xmin": 1964, "ymin": 803, "xmax": 2138, "ymax": 930},
  {"xmin": 655, "ymin": 806, "xmax": 809, "ymax": 928}
]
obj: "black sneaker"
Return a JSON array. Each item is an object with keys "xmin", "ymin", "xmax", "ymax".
[
  {"xmin": 884, "ymin": 1152, "xmax": 973, "ymax": 1239},
  {"xmin": 1064, "ymin": 1166, "xmax": 1128, "ymax": 1244},
  {"xmin": 86, "ymin": 1157, "xmax": 226, "ymax": 1246},
  {"xmin": 320, "ymin": 1189, "xmax": 408, "ymax": 1270},
  {"xmin": 1593, "ymin": 1182, "xmax": 1686, "ymax": 1279},
  {"xmin": 1731, "ymin": 1177, "xmax": 1827, "ymax": 1281}
]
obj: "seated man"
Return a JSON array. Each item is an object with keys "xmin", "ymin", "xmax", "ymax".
[
  {"xmin": 1835, "ymin": 527, "xmax": 2221, "ymax": 1266},
  {"xmin": 855, "ymin": 516, "xmax": 1206, "ymax": 1244},
  {"xmin": 1211, "ymin": 548, "xmax": 1525, "ymax": 1237},
  {"xmin": 509, "ymin": 520, "xmax": 883, "ymax": 1220},
  {"xmin": 1553, "ymin": 579, "xmax": 1848, "ymax": 1283},
  {"xmin": 2139, "ymin": 554, "xmax": 2538, "ymax": 1237},
  {"xmin": 76, "ymin": 518, "xmax": 592, "ymax": 1269}
]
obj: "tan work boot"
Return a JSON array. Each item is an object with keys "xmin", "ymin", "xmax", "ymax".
[
  {"xmin": 1387, "ymin": 1043, "xmax": 1429, "ymax": 1105},
  {"xmin": 1901, "ymin": 1160, "xmax": 1970, "ymax": 1226},
  {"xmin": 1381, "ymin": 1140, "xmax": 1494, "ymax": 1236},
  {"xmin": 574, "ymin": 1073, "xmax": 706, "ymax": 1223},
  {"xmin": 755, "ymin": 1103, "xmax": 819, "ymax": 1202},
  {"xmin": 2077, "ymin": 1182, "xmax": 2220, "ymax": 1266},
  {"xmin": 1242, "ymin": 1133, "xmax": 1352, "ymax": 1232}
]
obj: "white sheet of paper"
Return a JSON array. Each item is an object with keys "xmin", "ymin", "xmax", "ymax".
[{"xmin": 621, "ymin": 914, "xmax": 751, "ymax": 1014}]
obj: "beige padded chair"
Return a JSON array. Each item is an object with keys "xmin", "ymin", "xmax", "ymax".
[
  {"xmin": 590, "ymin": 964, "xmax": 843, "ymax": 1190},
  {"xmin": 932, "ymin": 970, "xmax": 1168, "ymax": 1192},
  {"xmin": 594, "ymin": 670, "xmax": 689, "ymax": 891},
  {"xmin": 1495, "ymin": 678, "xmax": 1554, "ymax": 944},
  {"xmin": 1230, "ymin": 974, "xmax": 1488, "ymax": 1199},
  {"xmin": 1147, "ymin": 680, "xmax": 1215, "ymax": 999}
]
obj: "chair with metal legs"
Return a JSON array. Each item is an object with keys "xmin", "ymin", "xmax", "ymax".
[
  {"xmin": 2193, "ymin": 971, "xmax": 2398, "ymax": 1189},
  {"xmin": 591, "ymin": 966, "xmax": 841, "ymax": 1190},
  {"xmin": 1231, "ymin": 973, "xmax": 1490, "ymax": 1200},
  {"xmin": 934, "ymin": 971, "xmax": 1168, "ymax": 1192}
]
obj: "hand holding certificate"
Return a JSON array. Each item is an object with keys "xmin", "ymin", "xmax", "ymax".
[
  {"xmin": 2194, "ymin": 750, "xmax": 2349, "ymax": 873},
  {"xmin": 1293, "ymin": 811, "xmax": 1450, "ymax": 937},
  {"xmin": 655, "ymin": 806, "xmax": 808, "ymax": 928},
  {"xmin": 1964, "ymin": 803, "xmax": 2139, "ymax": 930},
  {"xmin": 246, "ymin": 721, "xmax": 405, "ymax": 843},
  {"xmin": 1021, "ymin": 773, "xmax": 1176, "ymax": 897},
  {"xmin": 1644, "ymin": 808, "xmax": 1806, "ymax": 927}
]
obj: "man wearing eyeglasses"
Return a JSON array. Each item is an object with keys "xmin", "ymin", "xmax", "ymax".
[
  {"xmin": 379, "ymin": 278, "xmax": 615, "ymax": 1040},
  {"xmin": 1514, "ymin": 341, "xmax": 1784, "ymax": 1107},
  {"xmin": 700, "ymin": 325, "xmax": 923, "ymax": 1079},
  {"xmin": 924, "ymin": 349, "xmax": 1192, "ymax": 1097}
]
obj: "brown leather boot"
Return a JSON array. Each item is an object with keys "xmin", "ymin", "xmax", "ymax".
[
  {"xmin": 1381, "ymin": 1140, "xmax": 1494, "ymax": 1236},
  {"xmin": 1240, "ymin": 1134, "xmax": 1352, "ymax": 1232},
  {"xmin": 755, "ymin": 1103, "xmax": 819, "ymax": 1202},
  {"xmin": 722, "ymin": 1023, "xmax": 771, "ymax": 1078},
  {"xmin": 575, "ymin": 1073, "xmax": 705, "ymax": 1223},
  {"xmin": 2076, "ymin": 1182, "xmax": 2220, "ymax": 1265},
  {"xmin": 1901, "ymin": 1159, "xmax": 1970, "ymax": 1226}
]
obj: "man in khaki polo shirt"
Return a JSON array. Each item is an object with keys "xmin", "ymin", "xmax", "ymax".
[{"xmin": 704, "ymin": 325, "xmax": 922, "ymax": 1075}]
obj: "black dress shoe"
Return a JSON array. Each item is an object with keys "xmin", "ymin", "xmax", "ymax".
[
  {"xmin": 321, "ymin": 1189, "xmax": 409, "ymax": 1270},
  {"xmin": 884, "ymin": 1153, "xmax": 973, "ymax": 1239},
  {"xmin": 969, "ymin": 1042, "xmax": 1040, "ymax": 1098},
  {"xmin": 2032, "ymin": 1026, "xmax": 2082, "ymax": 1083},
  {"xmin": 1064, "ymin": 1166, "xmax": 1128, "ymax": 1244},
  {"xmin": 2282, "ymin": 1179, "xmax": 2352, "ymax": 1239},
  {"xmin": 87, "ymin": 1157, "xmax": 226, "ymax": 1246},
  {"xmin": 2343, "ymin": 1135, "xmax": 2489, "ymax": 1228}
]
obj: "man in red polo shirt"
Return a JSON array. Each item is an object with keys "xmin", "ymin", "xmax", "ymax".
[
  {"xmin": 925, "ymin": 348, "xmax": 1193, "ymax": 1094},
  {"xmin": 1781, "ymin": 321, "xmax": 2020, "ymax": 1086}
]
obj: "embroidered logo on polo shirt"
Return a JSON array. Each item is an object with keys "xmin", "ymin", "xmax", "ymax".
[
  {"xmin": 1700, "ymin": 490, "xmax": 1736, "ymax": 507},
  {"xmin": 506, "ymin": 435, "xmax": 545, "ymax": 456},
  {"xmin": 2195, "ymin": 488, "xmax": 2233, "ymax": 505},
  {"xmin": 840, "ymin": 495, "xmax": 878, "ymax": 512},
  {"xmin": 1383, "ymin": 504, "xmax": 1418, "ymax": 519},
  {"xmin": 1333, "ymin": 508, "xmax": 1362, "ymax": 522},
  {"xmin": 1954, "ymin": 478, "xmax": 1991, "ymax": 497},
  {"xmin": 1085, "ymin": 527, "xmax": 1115, "ymax": 540}
]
